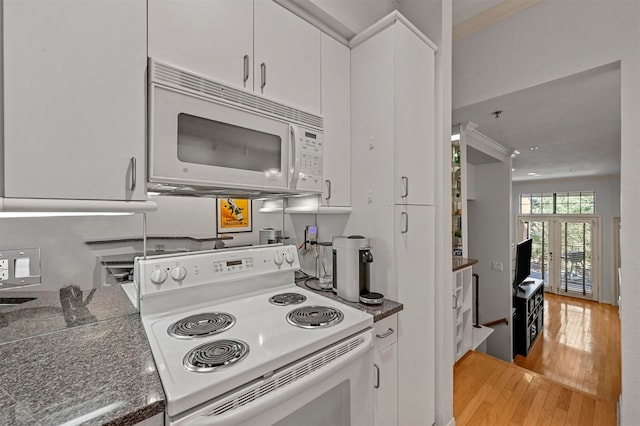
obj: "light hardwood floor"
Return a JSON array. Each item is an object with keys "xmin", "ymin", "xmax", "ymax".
[
  {"xmin": 454, "ymin": 293, "xmax": 621, "ymax": 425},
  {"xmin": 514, "ymin": 293, "xmax": 621, "ymax": 403}
]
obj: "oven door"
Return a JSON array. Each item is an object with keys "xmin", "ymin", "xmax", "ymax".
[
  {"xmin": 174, "ymin": 330, "xmax": 374, "ymax": 426},
  {"xmin": 149, "ymin": 83, "xmax": 291, "ymax": 192}
]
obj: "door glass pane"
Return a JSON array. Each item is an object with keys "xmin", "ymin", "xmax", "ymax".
[
  {"xmin": 523, "ymin": 220, "xmax": 550, "ymax": 287},
  {"xmin": 177, "ymin": 113, "xmax": 281, "ymax": 172},
  {"xmin": 560, "ymin": 221, "xmax": 592, "ymax": 296}
]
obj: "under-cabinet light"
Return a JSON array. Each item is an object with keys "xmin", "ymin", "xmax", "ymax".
[
  {"xmin": 0, "ymin": 212, "xmax": 134, "ymax": 218},
  {"xmin": 451, "ymin": 133, "xmax": 460, "ymax": 141}
]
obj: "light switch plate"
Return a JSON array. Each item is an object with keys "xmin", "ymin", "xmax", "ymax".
[{"xmin": 492, "ymin": 261, "xmax": 504, "ymax": 272}]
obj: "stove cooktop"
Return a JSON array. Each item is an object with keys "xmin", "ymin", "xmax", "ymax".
[{"xmin": 136, "ymin": 246, "xmax": 373, "ymax": 418}]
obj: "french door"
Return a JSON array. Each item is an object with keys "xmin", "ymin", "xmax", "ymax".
[{"xmin": 517, "ymin": 216, "xmax": 599, "ymax": 301}]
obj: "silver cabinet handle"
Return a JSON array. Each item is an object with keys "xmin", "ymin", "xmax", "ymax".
[
  {"xmin": 453, "ymin": 294, "xmax": 458, "ymax": 309},
  {"xmin": 325, "ymin": 179, "xmax": 331, "ymax": 200},
  {"xmin": 260, "ymin": 63, "xmax": 266, "ymax": 92},
  {"xmin": 129, "ymin": 157, "xmax": 136, "ymax": 191},
  {"xmin": 401, "ymin": 211, "xmax": 408, "ymax": 233},
  {"xmin": 401, "ymin": 176, "xmax": 408, "ymax": 198},
  {"xmin": 373, "ymin": 363, "xmax": 380, "ymax": 389},
  {"xmin": 376, "ymin": 328, "xmax": 395, "ymax": 339},
  {"xmin": 243, "ymin": 55, "xmax": 249, "ymax": 88}
]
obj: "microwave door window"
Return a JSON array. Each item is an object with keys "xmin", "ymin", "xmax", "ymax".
[{"xmin": 177, "ymin": 113, "xmax": 282, "ymax": 175}]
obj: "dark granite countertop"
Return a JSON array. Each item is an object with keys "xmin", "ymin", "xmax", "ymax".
[
  {"xmin": 0, "ymin": 286, "xmax": 138, "ymax": 344},
  {"xmin": 0, "ymin": 275, "xmax": 401, "ymax": 425},
  {"xmin": 0, "ymin": 284, "xmax": 164, "ymax": 425},
  {"xmin": 296, "ymin": 278, "xmax": 403, "ymax": 322},
  {"xmin": 0, "ymin": 313, "xmax": 164, "ymax": 425},
  {"xmin": 452, "ymin": 256, "xmax": 479, "ymax": 272}
]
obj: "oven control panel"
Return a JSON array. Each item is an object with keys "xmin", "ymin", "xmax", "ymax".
[
  {"xmin": 137, "ymin": 245, "xmax": 300, "ymax": 298},
  {"xmin": 213, "ymin": 257, "xmax": 254, "ymax": 275}
]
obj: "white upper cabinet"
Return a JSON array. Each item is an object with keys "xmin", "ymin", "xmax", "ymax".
[
  {"xmin": 350, "ymin": 17, "xmax": 435, "ymax": 208},
  {"xmin": 148, "ymin": 0, "xmax": 321, "ymax": 114},
  {"xmin": 148, "ymin": 0, "xmax": 254, "ymax": 90},
  {"xmin": 320, "ymin": 34, "xmax": 350, "ymax": 207},
  {"xmin": 254, "ymin": 0, "xmax": 321, "ymax": 113},
  {"xmin": 394, "ymin": 22, "xmax": 435, "ymax": 206},
  {"xmin": 3, "ymin": 0, "xmax": 147, "ymax": 201}
]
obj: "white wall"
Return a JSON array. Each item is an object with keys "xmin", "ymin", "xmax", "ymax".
[
  {"xmin": 0, "ymin": 215, "xmax": 142, "ymax": 291},
  {"xmin": 512, "ymin": 175, "xmax": 621, "ymax": 304},
  {"xmin": 467, "ymin": 160, "xmax": 513, "ymax": 362},
  {"xmin": 453, "ymin": 1, "xmax": 640, "ymax": 421}
]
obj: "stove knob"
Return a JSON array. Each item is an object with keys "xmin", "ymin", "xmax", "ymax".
[
  {"xmin": 285, "ymin": 251, "xmax": 295, "ymax": 264},
  {"xmin": 273, "ymin": 252, "xmax": 284, "ymax": 266},
  {"xmin": 150, "ymin": 268, "xmax": 168, "ymax": 285},
  {"xmin": 170, "ymin": 266, "xmax": 188, "ymax": 282}
]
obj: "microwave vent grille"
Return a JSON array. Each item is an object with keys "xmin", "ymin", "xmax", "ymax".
[{"xmin": 152, "ymin": 61, "xmax": 323, "ymax": 130}]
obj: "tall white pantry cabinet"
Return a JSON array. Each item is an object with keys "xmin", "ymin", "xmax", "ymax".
[{"xmin": 349, "ymin": 12, "xmax": 437, "ymax": 426}]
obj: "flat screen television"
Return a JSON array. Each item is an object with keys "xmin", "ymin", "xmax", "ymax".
[{"xmin": 513, "ymin": 238, "xmax": 533, "ymax": 291}]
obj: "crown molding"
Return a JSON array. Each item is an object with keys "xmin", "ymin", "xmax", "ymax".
[{"xmin": 453, "ymin": 0, "xmax": 540, "ymax": 42}]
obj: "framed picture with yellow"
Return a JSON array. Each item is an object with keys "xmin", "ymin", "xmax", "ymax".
[{"xmin": 217, "ymin": 198, "xmax": 252, "ymax": 233}]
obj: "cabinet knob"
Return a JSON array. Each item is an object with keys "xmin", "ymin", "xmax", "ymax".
[
  {"xmin": 373, "ymin": 363, "xmax": 380, "ymax": 389},
  {"xmin": 243, "ymin": 55, "xmax": 250, "ymax": 88},
  {"xmin": 401, "ymin": 211, "xmax": 409, "ymax": 233},
  {"xmin": 376, "ymin": 328, "xmax": 395, "ymax": 339},
  {"xmin": 401, "ymin": 176, "xmax": 409, "ymax": 198},
  {"xmin": 260, "ymin": 63, "xmax": 267, "ymax": 92},
  {"xmin": 129, "ymin": 157, "xmax": 137, "ymax": 191}
]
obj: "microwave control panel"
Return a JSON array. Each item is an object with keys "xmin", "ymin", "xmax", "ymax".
[{"xmin": 298, "ymin": 131, "xmax": 323, "ymax": 182}]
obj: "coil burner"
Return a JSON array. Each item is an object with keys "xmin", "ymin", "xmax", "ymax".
[
  {"xmin": 168, "ymin": 312, "xmax": 235, "ymax": 339},
  {"xmin": 286, "ymin": 305, "xmax": 344, "ymax": 329},
  {"xmin": 269, "ymin": 292, "xmax": 307, "ymax": 306},
  {"xmin": 183, "ymin": 339, "xmax": 250, "ymax": 373}
]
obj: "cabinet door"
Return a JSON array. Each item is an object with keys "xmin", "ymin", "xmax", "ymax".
[
  {"xmin": 3, "ymin": 0, "xmax": 147, "ymax": 200},
  {"xmin": 320, "ymin": 34, "xmax": 350, "ymax": 207},
  {"xmin": 394, "ymin": 22, "xmax": 435, "ymax": 206},
  {"xmin": 374, "ymin": 342, "xmax": 398, "ymax": 426},
  {"xmin": 395, "ymin": 205, "xmax": 435, "ymax": 425},
  {"xmin": 148, "ymin": 0, "xmax": 253, "ymax": 89},
  {"xmin": 254, "ymin": 0, "xmax": 321, "ymax": 113}
]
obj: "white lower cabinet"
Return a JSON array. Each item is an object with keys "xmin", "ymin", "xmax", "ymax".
[{"xmin": 373, "ymin": 314, "xmax": 398, "ymax": 426}]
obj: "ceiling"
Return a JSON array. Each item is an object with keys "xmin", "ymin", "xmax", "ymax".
[
  {"xmin": 284, "ymin": 1, "xmax": 618, "ymax": 183},
  {"xmin": 453, "ymin": 62, "xmax": 621, "ymax": 181},
  {"xmin": 452, "ymin": 0, "xmax": 504, "ymax": 25}
]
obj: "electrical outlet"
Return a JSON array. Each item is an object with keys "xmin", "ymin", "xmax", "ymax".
[
  {"xmin": 0, "ymin": 259, "xmax": 8, "ymax": 281},
  {"xmin": 492, "ymin": 261, "xmax": 504, "ymax": 272},
  {"xmin": 305, "ymin": 225, "xmax": 317, "ymax": 249}
]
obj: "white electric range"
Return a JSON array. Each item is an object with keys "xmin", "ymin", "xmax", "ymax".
[{"xmin": 136, "ymin": 244, "xmax": 374, "ymax": 425}]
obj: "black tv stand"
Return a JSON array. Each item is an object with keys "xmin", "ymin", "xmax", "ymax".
[{"xmin": 513, "ymin": 278, "xmax": 544, "ymax": 357}]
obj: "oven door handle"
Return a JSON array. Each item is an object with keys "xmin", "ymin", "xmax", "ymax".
[{"xmin": 182, "ymin": 330, "xmax": 374, "ymax": 426}]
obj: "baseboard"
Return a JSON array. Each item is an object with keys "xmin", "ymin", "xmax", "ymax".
[{"xmin": 438, "ymin": 417, "xmax": 456, "ymax": 426}]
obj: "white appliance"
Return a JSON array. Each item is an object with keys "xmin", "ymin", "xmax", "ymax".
[
  {"xmin": 136, "ymin": 245, "xmax": 374, "ymax": 425},
  {"xmin": 148, "ymin": 59, "xmax": 324, "ymax": 197},
  {"xmin": 332, "ymin": 236, "xmax": 374, "ymax": 303}
]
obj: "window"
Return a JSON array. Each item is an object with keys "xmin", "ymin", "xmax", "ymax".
[{"xmin": 520, "ymin": 191, "xmax": 595, "ymax": 215}]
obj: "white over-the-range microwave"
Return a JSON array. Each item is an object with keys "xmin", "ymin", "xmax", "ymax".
[{"xmin": 148, "ymin": 59, "xmax": 324, "ymax": 198}]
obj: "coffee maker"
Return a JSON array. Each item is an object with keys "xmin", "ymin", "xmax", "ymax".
[{"xmin": 332, "ymin": 235, "xmax": 382, "ymax": 304}]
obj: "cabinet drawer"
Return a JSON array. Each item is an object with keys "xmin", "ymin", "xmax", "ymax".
[{"xmin": 374, "ymin": 314, "xmax": 398, "ymax": 349}]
